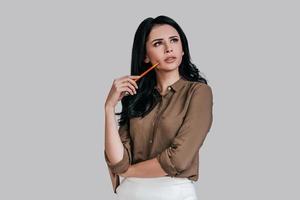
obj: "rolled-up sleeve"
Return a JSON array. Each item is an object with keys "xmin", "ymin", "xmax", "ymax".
[
  {"xmin": 156, "ymin": 84, "xmax": 213, "ymax": 177},
  {"xmin": 104, "ymin": 122, "xmax": 132, "ymax": 193}
]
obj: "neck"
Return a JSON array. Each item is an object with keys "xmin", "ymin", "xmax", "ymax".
[{"xmin": 155, "ymin": 72, "xmax": 181, "ymax": 94}]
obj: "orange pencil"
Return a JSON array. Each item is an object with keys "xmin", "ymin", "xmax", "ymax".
[
  {"xmin": 124, "ymin": 62, "xmax": 159, "ymax": 96},
  {"xmin": 133, "ymin": 62, "xmax": 159, "ymax": 82}
]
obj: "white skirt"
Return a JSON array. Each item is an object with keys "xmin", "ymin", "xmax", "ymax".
[{"xmin": 116, "ymin": 176, "xmax": 198, "ymax": 200}]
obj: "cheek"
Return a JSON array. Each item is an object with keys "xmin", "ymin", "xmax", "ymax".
[
  {"xmin": 148, "ymin": 48, "xmax": 163, "ymax": 59},
  {"xmin": 175, "ymin": 43, "xmax": 183, "ymax": 52},
  {"xmin": 175, "ymin": 53, "xmax": 183, "ymax": 65}
]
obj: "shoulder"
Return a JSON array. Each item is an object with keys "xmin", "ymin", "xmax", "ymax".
[
  {"xmin": 183, "ymin": 82, "xmax": 213, "ymax": 112},
  {"xmin": 187, "ymin": 81, "xmax": 213, "ymax": 98}
]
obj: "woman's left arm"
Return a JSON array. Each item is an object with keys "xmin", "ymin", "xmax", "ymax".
[{"xmin": 156, "ymin": 84, "xmax": 213, "ymax": 177}]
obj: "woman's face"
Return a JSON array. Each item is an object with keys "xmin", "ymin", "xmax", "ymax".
[{"xmin": 144, "ymin": 24, "xmax": 184, "ymax": 71}]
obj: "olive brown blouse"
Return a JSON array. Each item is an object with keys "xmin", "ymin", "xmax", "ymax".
[{"xmin": 104, "ymin": 77, "xmax": 214, "ymax": 193}]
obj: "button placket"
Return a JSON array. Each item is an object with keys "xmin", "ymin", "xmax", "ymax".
[
  {"xmin": 150, "ymin": 96, "xmax": 168, "ymax": 147},
  {"xmin": 149, "ymin": 100, "xmax": 162, "ymax": 145},
  {"xmin": 152, "ymin": 98, "xmax": 167, "ymax": 131}
]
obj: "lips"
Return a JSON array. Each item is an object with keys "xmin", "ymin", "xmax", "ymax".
[{"xmin": 164, "ymin": 56, "xmax": 176, "ymax": 63}]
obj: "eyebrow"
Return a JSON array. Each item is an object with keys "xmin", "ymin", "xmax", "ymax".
[{"xmin": 151, "ymin": 36, "xmax": 179, "ymax": 43}]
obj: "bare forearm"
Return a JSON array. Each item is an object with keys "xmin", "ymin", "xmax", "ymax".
[
  {"xmin": 121, "ymin": 158, "xmax": 168, "ymax": 178},
  {"xmin": 104, "ymin": 105, "xmax": 124, "ymax": 165}
]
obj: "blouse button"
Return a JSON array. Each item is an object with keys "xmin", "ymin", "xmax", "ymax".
[
  {"xmin": 149, "ymin": 140, "xmax": 153, "ymax": 143},
  {"xmin": 167, "ymin": 86, "xmax": 171, "ymax": 90}
]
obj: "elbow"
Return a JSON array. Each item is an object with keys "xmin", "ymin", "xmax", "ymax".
[
  {"xmin": 172, "ymin": 157, "xmax": 190, "ymax": 172},
  {"xmin": 156, "ymin": 150, "xmax": 191, "ymax": 177},
  {"xmin": 104, "ymin": 147, "xmax": 131, "ymax": 174}
]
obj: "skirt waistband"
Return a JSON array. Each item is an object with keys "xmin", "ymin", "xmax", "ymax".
[{"xmin": 123, "ymin": 176, "xmax": 192, "ymax": 184}]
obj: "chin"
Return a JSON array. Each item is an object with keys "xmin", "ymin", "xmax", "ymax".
[
  {"xmin": 162, "ymin": 60, "xmax": 180, "ymax": 68},
  {"xmin": 158, "ymin": 63, "xmax": 179, "ymax": 71}
]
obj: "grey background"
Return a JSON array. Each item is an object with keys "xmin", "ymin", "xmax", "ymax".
[{"xmin": 1, "ymin": 0, "xmax": 299, "ymax": 199}]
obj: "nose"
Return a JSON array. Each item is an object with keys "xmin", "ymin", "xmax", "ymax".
[{"xmin": 164, "ymin": 43, "xmax": 173, "ymax": 54}]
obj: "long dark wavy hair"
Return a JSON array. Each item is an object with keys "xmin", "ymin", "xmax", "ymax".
[{"xmin": 116, "ymin": 15, "xmax": 208, "ymax": 126}]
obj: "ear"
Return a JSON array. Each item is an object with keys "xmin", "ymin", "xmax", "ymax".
[{"xmin": 144, "ymin": 56, "xmax": 150, "ymax": 63}]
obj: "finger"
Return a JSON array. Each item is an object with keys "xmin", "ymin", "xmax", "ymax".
[
  {"xmin": 126, "ymin": 78, "xmax": 139, "ymax": 89},
  {"xmin": 122, "ymin": 85, "xmax": 135, "ymax": 95},
  {"xmin": 121, "ymin": 81, "xmax": 137, "ymax": 94},
  {"xmin": 125, "ymin": 82, "xmax": 137, "ymax": 94},
  {"xmin": 131, "ymin": 76, "xmax": 141, "ymax": 81},
  {"xmin": 114, "ymin": 75, "xmax": 135, "ymax": 84},
  {"xmin": 120, "ymin": 87, "xmax": 134, "ymax": 96},
  {"xmin": 124, "ymin": 91, "xmax": 130, "ymax": 96},
  {"xmin": 121, "ymin": 75, "xmax": 140, "ymax": 80},
  {"xmin": 127, "ymin": 75, "xmax": 141, "ymax": 82},
  {"xmin": 116, "ymin": 75, "xmax": 140, "ymax": 85}
]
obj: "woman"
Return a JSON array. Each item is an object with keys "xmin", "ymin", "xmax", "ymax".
[{"xmin": 104, "ymin": 15, "xmax": 213, "ymax": 200}]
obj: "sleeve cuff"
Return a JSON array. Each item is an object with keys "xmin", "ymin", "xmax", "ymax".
[
  {"xmin": 156, "ymin": 148, "xmax": 180, "ymax": 177},
  {"xmin": 104, "ymin": 147, "xmax": 130, "ymax": 174}
]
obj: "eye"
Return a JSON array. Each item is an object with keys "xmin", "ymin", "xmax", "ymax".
[
  {"xmin": 153, "ymin": 42, "xmax": 162, "ymax": 47},
  {"xmin": 170, "ymin": 38, "xmax": 179, "ymax": 43}
]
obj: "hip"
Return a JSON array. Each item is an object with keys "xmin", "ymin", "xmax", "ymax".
[{"xmin": 116, "ymin": 176, "xmax": 198, "ymax": 200}]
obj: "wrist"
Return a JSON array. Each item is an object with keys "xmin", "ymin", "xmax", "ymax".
[
  {"xmin": 121, "ymin": 165, "xmax": 134, "ymax": 177},
  {"xmin": 127, "ymin": 165, "xmax": 135, "ymax": 177}
]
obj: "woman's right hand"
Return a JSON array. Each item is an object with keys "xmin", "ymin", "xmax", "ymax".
[{"xmin": 104, "ymin": 75, "xmax": 140, "ymax": 108}]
